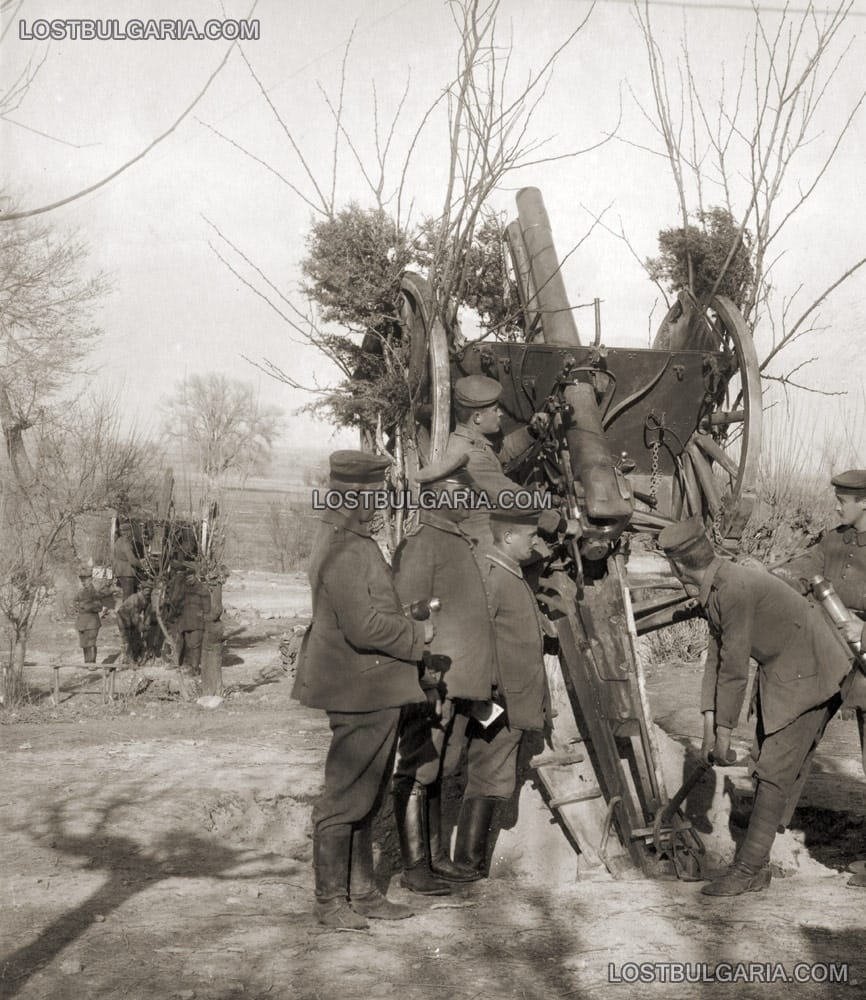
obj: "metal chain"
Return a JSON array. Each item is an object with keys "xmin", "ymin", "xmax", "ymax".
[{"xmin": 650, "ymin": 436, "xmax": 661, "ymax": 506}]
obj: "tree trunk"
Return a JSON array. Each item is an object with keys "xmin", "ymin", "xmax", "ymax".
[
  {"xmin": 200, "ymin": 581, "xmax": 223, "ymax": 697},
  {"xmin": 201, "ymin": 619, "xmax": 223, "ymax": 696},
  {"xmin": 3, "ymin": 636, "xmax": 27, "ymax": 703}
]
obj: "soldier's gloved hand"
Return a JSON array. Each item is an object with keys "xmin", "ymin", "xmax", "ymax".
[
  {"xmin": 527, "ymin": 411, "xmax": 550, "ymax": 439},
  {"xmin": 423, "ymin": 620, "xmax": 435, "ymax": 644},
  {"xmin": 840, "ymin": 706, "xmax": 857, "ymax": 722}
]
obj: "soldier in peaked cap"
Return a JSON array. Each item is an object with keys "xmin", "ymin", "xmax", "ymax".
[
  {"xmin": 449, "ymin": 506, "xmax": 553, "ymax": 878},
  {"xmin": 73, "ymin": 564, "xmax": 103, "ymax": 666},
  {"xmin": 391, "ymin": 452, "xmax": 497, "ymax": 893},
  {"xmin": 773, "ymin": 468, "xmax": 866, "ymax": 883},
  {"xmin": 445, "ymin": 374, "xmax": 550, "ymax": 545},
  {"xmin": 292, "ymin": 450, "xmax": 431, "ymax": 929},
  {"xmin": 659, "ymin": 517, "xmax": 851, "ymax": 896}
]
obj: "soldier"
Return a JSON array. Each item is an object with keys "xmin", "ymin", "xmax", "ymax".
[
  {"xmin": 444, "ymin": 374, "xmax": 548, "ymax": 544},
  {"xmin": 773, "ymin": 468, "xmax": 866, "ymax": 886},
  {"xmin": 112, "ymin": 523, "xmax": 142, "ymax": 600},
  {"xmin": 73, "ymin": 565, "xmax": 102, "ymax": 665},
  {"xmin": 116, "ymin": 585, "xmax": 152, "ymax": 665},
  {"xmin": 451, "ymin": 507, "xmax": 551, "ymax": 877},
  {"xmin": 176, "ymin": 572, "xmax": 211, "ymax": 671},
  {"xmin": 292, "ymin": 450, "xmax": 433, "ymax": 930},
  {"xmin": 658, "ymin": 518, "xmax": 851, "ymax": 896},
  {"xmin": 391, "ymin": 453, "xmax": 498, "ymax": 893}
]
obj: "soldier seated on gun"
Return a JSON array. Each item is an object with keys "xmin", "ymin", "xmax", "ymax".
[
  {"xmin": 117, "ymin": 585, "xmax": 152, "ymax": 665},
  {"xmin": 73, "ymin": 564, "xmax": 104, "ymax": 666},
  {"xmin": 445, "ymin": 374, "xmax": 549, "ymax": 545},
  {"xmin": 450, "ymin": 506, "xmax": 552, "ymax": 878},
  {"xmin": 659, "ymin": 518, "xmax": 852, "ymax": 896}
]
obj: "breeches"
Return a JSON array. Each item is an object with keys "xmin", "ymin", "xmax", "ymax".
[
  {"xmin": 117, "ymin": 577, "xmax": 137, "ymax": 600},
  {"xmin": 464, "ymin": 719, "xmax": 524, "ymax": 800},
  {"xmin": 179, "ymin": 629, "xmax": 203, "ymax": 667},
  {"xmin": 753, "ymin": 694, "xmax": 841, "ymax": 797},
  {"xmin": 312, "ymin": 707, "xmax": 402, "ymax": 833},
  {"xmin": 394, "ymin": 699, "xmax": 469, "ymax": 787},
  {"xmin": 78, "ymin": 628, "xmax": 98, "ymax": 649}
]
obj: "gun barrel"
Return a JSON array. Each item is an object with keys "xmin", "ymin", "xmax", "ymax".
[{"xmin": 515, "ymin": 187, "xmax": 581, "ymax": 347}]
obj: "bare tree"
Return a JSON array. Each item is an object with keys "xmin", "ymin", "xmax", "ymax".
[
  {"xmin": 161, "ymin": 373, "xmax": 284, "ymax": 488},
  {"xmin": 630, "ymin": 0, "xmax": 866, "ymax": 394},
  {"xmin": 0, "ymin": 205, "xmax": 106, "ymax": 474},
  {"xmin": 206, "ymin": 0, "xmax": 607, "ymax": 471},
  {"xmin": 0, "ymin": 397, "xmax": 158, "ymax": 702}
]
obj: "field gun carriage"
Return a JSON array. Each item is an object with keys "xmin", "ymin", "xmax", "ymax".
[{"xmin": 384, "ymin": 187, "xmax": 763, "ymax": 880}]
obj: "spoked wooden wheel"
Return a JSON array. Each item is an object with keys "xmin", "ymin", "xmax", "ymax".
[
  {"xmin": 629, "ymin": 294, "xmax": 763, "ymax": 635},
  {"xmin": 653, "ymin": 293, "xmax": 762, "ymax": 542},
  {"xmin": 398, "ymin": 272, "xmax": 451, "ymax": 465}
]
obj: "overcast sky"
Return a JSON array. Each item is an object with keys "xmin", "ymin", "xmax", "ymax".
[{"xmin": 3, "ymin": 0, "xmax": 865, "ymax": 462}]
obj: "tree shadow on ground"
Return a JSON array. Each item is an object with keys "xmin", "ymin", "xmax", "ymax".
[{"xmin": 0, "ymin": 786, "xmax": 295, "ymax": 998}]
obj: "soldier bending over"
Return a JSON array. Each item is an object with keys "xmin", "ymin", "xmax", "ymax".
[{"xmin": 659, "ymin": 519, "xmax": 851, "ymax": 896}]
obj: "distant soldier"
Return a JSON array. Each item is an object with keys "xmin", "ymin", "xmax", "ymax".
[
  {"xmin": 391, "ymin": 453, "xmax": 498, "ymax": 893},
  {"xmin": 451, "ymin": 507, "xmax": 551, "ymax": 877},
  {"xmin": 773, "ymin": 468, "xmax": 866, "ymax": 886},
  {"xmin": 176, "ymin": 572, "xmax": 211, "ymax": 671},
  {"xmin": 116, "ymin": 585, "xmax": 153, "ymax": 665},
  {"xmin": 444, "ymin": 375, "xmax": 548, "ymax": 544},
  {"xmin": 112, "ymin": 523, "xmax": 142, "ymax": 600},
  {"xmin": 292, "ymin": 450, "xmax": 432, "ymax": 929},
  {"xmin": 659, "ymin": 518, "xmax": 851, "ymax": 896},
  {"xmin": 73, "ymin": 565, "xmax": 102, "ymax": 665}
]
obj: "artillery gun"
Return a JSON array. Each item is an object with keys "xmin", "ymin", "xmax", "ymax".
[{"xmin": 384, "ymin": 187, "xmax": 762, "ymax": 880}]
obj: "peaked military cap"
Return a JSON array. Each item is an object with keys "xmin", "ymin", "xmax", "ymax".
[
  {"xmin": 489, "ymin": 506, "xmax": 542, "ymax": 526},
  {"xmin": 453, "ymin": 374, "xmax": 503, "ymax": 409},
  {"xmin": 657, "ymin": 516, "xmax": 709, "ymax": 555},
  {"xmin": 413, "ymin": 452, "xmax": 472, "ymax": 487},
  {"xmin": 831, "ymin": 470, "xmax": 866, "ymax": 493},
  {"xmin": 77, "ymin": 564, "xmax": 92, "ymax": 578},
  {"xmin": 328, "ymin": 450, "xmax": 391, "ymax": 485}
]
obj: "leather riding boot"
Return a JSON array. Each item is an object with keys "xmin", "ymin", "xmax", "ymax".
[
  {"xmin": 702, "ymin": 782, "xmax": 785, "ymax": 897},
  {"xmin": 701, "ymin": 858, "xmax": 771, "ymax": 896},
  {"xmin": 453, "ymin": 797, "xmax": 498, "ymax": 876},
  {"xmin": 313, "ymin": 824, "xmax": 369, "ymax": 929},
  {"xmin": 349, "ymin": 824, "xmax": 413, "ymax": 920},
  {"xmin": 392, "ymin": 781, "xmax": 451, "ymax": 896},
  {"xmin": 737, "ymin": 782, "xmax": 788, "ymax": 870},
  {"xmin": 428, "ymin": 788, "xmax": 481, "ymax": 883}
]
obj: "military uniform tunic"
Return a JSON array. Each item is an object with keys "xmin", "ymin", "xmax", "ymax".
[
  {"xmin": 457, "ymin": 547, "xmax": 550, "ymax": 800},
  {"xmin": 392, "ymin": 511, "xmax": 496, "ymax": 700},
  {"xmin": 292, "ymin": 511, "xmax": 426, "ymax": 712},
  {"xmin": 292, "ymin": 509, "xmax": 427, "ymax": 834},
  {"xmin": 444, "ymin": 424, "xmax": 534, "ymax": 544},
  {"xmin": 73, "ymin": 583, "xmax": 102, "ymax": 648},
  {"xmin": 699, "ymin": 558, "xmax": 850, "ymax": 735},
  {"xmin": 775, "ymin": 525, "xmax": 866, "ymax": 708},
  {"xmin": 391, "ymin": 511, "xmax": 497, "ymax": 788}
]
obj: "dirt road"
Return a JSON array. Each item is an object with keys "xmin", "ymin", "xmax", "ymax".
[{"xmin": 2, "ymin": 572, "xmax": 866, "ymax": 1000}]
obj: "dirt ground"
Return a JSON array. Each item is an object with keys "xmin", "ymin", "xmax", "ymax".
[{"xmin": 3, "ymin": 570, "xmax": 866, "ymax": 1000}]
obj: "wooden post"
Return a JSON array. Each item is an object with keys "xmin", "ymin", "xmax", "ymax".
[
  {"xmin": 52, "ymin": 666, "xmax": 61, "ymax": 706},
  {"xmin": 201, "ymin": 581, "xmax": 223, "ymax": 697}
]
